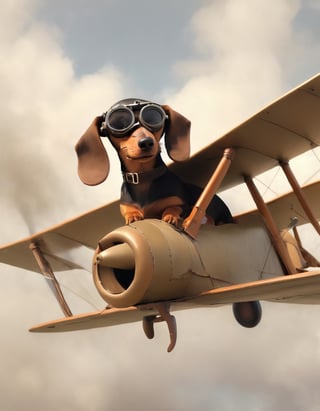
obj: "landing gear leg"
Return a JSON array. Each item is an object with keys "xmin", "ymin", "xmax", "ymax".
[{"xmin": 142, "ymin": 303, "xmax": 177, "ymax": 352}]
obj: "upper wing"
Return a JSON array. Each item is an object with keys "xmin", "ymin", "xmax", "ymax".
[
  {"xmin": 170, "ymin": 73, "xmax": 320, "ymax": 189},
  {"xmin": 0, "ymin": 200, "xmax": 122, "ymax": 274},
  {"xmin": 2, "ymin": 74, "xmax": 320, "ymax": 274},
  {"xmin": 30, "ymin": 270, "xmax": 320, "ymax": 333}
]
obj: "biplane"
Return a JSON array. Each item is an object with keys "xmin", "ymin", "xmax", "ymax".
[{"xmin": 1, "ymin": 74, "xmax": 320, "ymax": 352}]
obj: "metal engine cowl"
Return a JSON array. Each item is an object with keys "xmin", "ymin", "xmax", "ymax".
[
  {"xmin": 93, "ymin": 216, "xmax": 285, "ymax": 309},
  {"xmin": 92, "ymin": 219, "xmax": 200, "ymax": 308}
]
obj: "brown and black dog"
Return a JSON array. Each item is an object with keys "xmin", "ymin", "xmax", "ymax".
[{"xmin": 75, "ymin": 98, "xmax": 233, "ymax": 227}]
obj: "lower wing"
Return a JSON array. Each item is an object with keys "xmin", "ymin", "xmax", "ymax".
[{"xmin": 31, "ymin": 269, "xmax": 320, "ymax": 333}]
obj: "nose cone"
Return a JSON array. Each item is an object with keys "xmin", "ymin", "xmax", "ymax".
[
  {"xmin": 96, "ymin": 243, "xmax": 135, "ymax": 270},
  {"xmin": 138, "ymin": 137, "xmax": 154, "ymax": 151}
]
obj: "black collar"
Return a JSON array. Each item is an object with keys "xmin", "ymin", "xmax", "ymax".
[{"xmin": 122, "ymin": 164, "xmax": 167, "ymax": 184}]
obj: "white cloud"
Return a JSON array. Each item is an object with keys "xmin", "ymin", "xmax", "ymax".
[
  {"xmin": 167, "ymin": 0, "xmax": 302, "ymax": 153},
  {"xmin": 0, "ymin": 3, "xmax": 129, "ymax": 239}
]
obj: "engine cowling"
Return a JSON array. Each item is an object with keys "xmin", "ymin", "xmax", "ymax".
[
  {"xmin": 92, "ymin": 217, "xmax": 284, "ymax": 309},
  {"xmin": 92, "ymin": 219, "xmax": 204, "ymax": 308}
]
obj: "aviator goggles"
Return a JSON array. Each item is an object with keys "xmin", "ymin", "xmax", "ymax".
[{"xmin": 100, "ymin": 101, "xmax": 168, "ymax": 137}]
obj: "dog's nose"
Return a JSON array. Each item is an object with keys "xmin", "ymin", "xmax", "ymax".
[{"xmin": 138, "ymin": 137, "xmax": 154, "ymax": 151}]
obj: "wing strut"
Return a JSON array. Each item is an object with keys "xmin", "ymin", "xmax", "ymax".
[
  {"xmin": 244, "ymin": 177, "xmax": 296, "ymax": 274},
  {"xmin": 183, "ymin": 147, "xmax": 234, "ymax": 238},
  {"xmin": 29, "ymin": 242, "xmax": 73, "ymax": 317},
  {"xmin": 280, "ymin": 160, "xmax": 320, "ymax": 236}
]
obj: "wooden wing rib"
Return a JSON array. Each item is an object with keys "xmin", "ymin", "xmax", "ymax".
[{"xmin": 170, "ymin": 73, "xmax": 320, "ymax": 189}]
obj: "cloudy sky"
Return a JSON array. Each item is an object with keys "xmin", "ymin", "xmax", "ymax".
[{"xmin": 1, "ymin": 0, "xmax": 320, "ymax": 410}]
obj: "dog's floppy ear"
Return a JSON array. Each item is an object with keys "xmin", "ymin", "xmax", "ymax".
[
  {"xmin": 162, "ymin": 105, "xmax": 191, "ymax": 162},
  {"xmin": 75, "ymin": 116, "xmax": 110, "ymax": 186}
]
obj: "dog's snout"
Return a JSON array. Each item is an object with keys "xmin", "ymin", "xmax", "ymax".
[{"xmin": 138, "ymin": 137, "xmax": 154, "ymax": 151}]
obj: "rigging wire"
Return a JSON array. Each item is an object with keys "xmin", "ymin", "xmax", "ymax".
[
  {"xmin": 303, "ymin": 147, "xmax": 320, "ymax": 185},
  {"xmin": 255, "ymin": 166, "xmax": 281, "ymax": 198},
  {"xmin": 44, "ymin": 272, "xmax": 102, "ymax": 311}
]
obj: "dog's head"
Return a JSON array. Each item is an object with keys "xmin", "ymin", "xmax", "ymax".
[{"xmin": 75, "ymin": 98, "xmax": 191, "ymax": 186}]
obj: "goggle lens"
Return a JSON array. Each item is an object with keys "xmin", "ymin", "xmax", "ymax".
[
  {"xmin": 140, "ymin": 105, "xmax": 165, "ymax": 130},
  {"xmin": 103, "ymin": 103, "xmax": 167, "ymax": 137},
  {"xmin": 107, "ymin": 108, "xmax": 134, "ymax": 133}
]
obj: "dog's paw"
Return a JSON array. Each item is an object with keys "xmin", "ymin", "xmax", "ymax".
[
  {"xmin": 121, "ymin": 204, "xmax": 144, "ymax": 225},
  {"xmin": 162, "ymin": 206, "xmax": 182, "ymax": 227},
  {"xmin": 125, "ymin": 213, "xmax": 144, "ymax": 224},
  {"xmin": 162, "ymin": 214, "xmax": 181, "ymax": 227}
]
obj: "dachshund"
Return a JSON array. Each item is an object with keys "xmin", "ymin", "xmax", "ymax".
[{"xmin": 75, "ymin": 98, "xmax": 233, "ymax": 227}]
